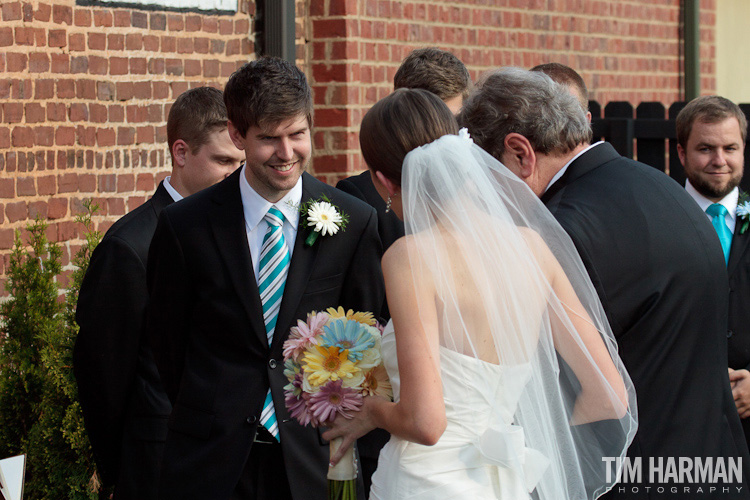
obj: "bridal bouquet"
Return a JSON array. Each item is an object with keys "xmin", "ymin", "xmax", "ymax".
[{"xmin": 282, "ymin": 307, "xmax": 392, "ymax": 500}]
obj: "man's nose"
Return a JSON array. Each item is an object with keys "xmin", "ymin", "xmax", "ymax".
[
  {"xmin": 275, "ymin": 138, "xmax": 293, "ymax": 161},
  {"xmin": 711, "ymin": 149, "xmax": 727, "ymax": 167}
]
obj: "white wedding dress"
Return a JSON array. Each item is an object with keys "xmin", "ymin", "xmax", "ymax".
[
  {"xmin": 364, "ymin": 132, "xmax": 636, "ymax": 500},
  {"xmin": 370, "ymin": 321, "xmax": 547, "ymax": 500}
]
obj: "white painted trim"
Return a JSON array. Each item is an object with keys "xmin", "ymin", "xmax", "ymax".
[{"xmin": 99, "ymin": 0, "xmax": 237, "ymax": 12}]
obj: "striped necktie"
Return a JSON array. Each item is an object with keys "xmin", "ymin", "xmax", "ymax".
[
  {"xmin": 706, "ymin": 203, "xmax": 732, "ymax": 265},
  {"xmin": 258, "ymin": 206, "xmax": 290, "ymax": 440}
]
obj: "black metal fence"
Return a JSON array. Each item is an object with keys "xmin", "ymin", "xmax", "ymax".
[{"xmin": 589, "ymin": 101, "xmax": 750, "ymax": 191}]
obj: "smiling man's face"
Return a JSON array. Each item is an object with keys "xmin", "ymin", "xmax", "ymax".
[
  {"xmin": 678, "ymin": 117, "xmax": 745, "ymax": 202},
  {"xmin": 229, "ymin": 114, "xmax": 311, "ymax": 202}
]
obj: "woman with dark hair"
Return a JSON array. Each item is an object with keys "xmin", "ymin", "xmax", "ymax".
[{"xmin": 324, "ymin": 89, "xmax": 637, "ymax": 499}]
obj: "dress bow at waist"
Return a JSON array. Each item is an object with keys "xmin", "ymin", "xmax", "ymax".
[{"xmin": 477, "ymin": 424, "xmax": 549, "ymax": 493}]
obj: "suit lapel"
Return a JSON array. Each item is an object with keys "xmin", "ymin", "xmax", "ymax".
[
  {"xmin": 209, "ymin": 170, "xmax": 268, "ymax": 346},
  {"xmin": 272, "ymin": 173, "xmax": 321, "ymax": 352},
  {"xmin": 729, "ymin": 212, "xmax": 750, "ymax": 275}
]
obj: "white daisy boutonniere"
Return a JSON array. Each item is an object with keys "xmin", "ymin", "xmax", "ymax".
[
  {"xmin": 737, "ymin": 191, "xmax": 750, "ymax": 235},
  {"xmin": 297, "ymin": 196, "xmax": 349, "ymax": 247}
]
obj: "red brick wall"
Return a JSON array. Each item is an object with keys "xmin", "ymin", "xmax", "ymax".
[
  {"xmin": 307, "ymin": 0, "xmax": 717, "ymax": 184},
  {"xmin": 0, "ymin": 0, "xmax": 718, "ymax": 294},
  {"xmin": 0, "ymin": 0, "xmax": 254, "ymax": 294}
]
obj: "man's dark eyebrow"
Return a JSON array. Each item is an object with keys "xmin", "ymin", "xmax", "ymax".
[
  {"xmin": 255, "ymin": 125, "xmax": 308, "ymax": 139},
  {"xmin": 695, "ymin": 141, "xmax": 741, "ymax": 148}
]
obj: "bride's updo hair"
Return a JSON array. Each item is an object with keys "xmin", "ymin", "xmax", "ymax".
[{"xmin": 360, "ymin": 88, "xmax": 458, "ymax": 186}]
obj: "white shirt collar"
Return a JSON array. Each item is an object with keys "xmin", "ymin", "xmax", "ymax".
[
  {"xmin": 239, "ymin": 165, "xmax": 303, "ymax": 231},
  {"xmin": 162, "ymin": 176, "xmax": 183, "ymax": 202},
  {"xmin": 544, "ymin": 141, "xmax": 604, "ymax": 193},
  {"xmin": 685, "ymin": 180, "xmax": 739, "ymax": 221}
]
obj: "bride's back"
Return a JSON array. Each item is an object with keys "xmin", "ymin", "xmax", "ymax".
[{"xmin": 406, "ymin": 219, "xmax": 552, "ymax": 366}]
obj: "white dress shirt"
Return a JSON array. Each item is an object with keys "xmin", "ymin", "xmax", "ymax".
[
  {"xmin": 544, "ymin": 141, "xmax": 604, "ymax": 194},
  {"xmin": 685, "ymin": 179, "xmax": 738, "ymax": 234},
  {"xmin": 239, "ymin": 165, "xmax": 302, "ymax": 284},
  {"xmin": 163, "ymin": 176, "xmax": 183, "ymax": 202}
]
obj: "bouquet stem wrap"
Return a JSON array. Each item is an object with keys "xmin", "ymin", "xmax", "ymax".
[
  {"xmin": 327, "ymin": 437, "xmax": 356, "ymax": 499},
  {"xmin": 327, "ymin": 437, "xmax": 356, "ymax": 481}
]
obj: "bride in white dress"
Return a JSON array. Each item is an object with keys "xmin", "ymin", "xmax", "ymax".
[{"xmin": 323, "ymin": 89, "xmax": 637, "ymax": 499}]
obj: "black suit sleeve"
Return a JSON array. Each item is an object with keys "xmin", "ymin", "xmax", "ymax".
[
  {"xmin": 73, "ymin": 236, "xmax": 147, "ymax": 486},
  {"xmin": 145, "ymin": 211, "xmax": 191, "ymax": 404}
]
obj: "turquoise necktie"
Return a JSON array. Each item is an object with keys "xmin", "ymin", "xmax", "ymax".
[
  {"xmin": 258, "ymin": 206, "xmax": 290, "ymax": 441},
  {"xmin": 706, "ymin": 203, "xmax": 732, "ymax": 265}
]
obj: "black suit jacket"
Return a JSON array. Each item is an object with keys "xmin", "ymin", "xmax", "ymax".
[
  {"xmin": 74, "ymin": 182, "xmax": 173, "ymax": 499},
  {"xmin": 542, "ymin": 143, "xmax": 750, "ymax": 498},
  {"xmin": 728, "ymin": 208, "xmax": 750, "ymax": 451},
  {"xmin": 336, "ymin": 171, "xmax": 405, "ymax": 253},
  {"xmin": 146, "ymin": 170, "xmax": 384, "ymax": 500}
]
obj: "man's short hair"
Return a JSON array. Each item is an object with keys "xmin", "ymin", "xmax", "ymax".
[
  {"xmin": 167, "ymin": 86, "xmax": 228, "ymax": 161},
  {"xmin": 224, "ymin": 56, "xmax": 313, "ymax": 137},
  {"xmin": 530, "ymin": 62, "xmax": 589, "ymax": 112},
  {"xmin": 393, "ymin": 47, "xmax": 472, "ymax": 101},
  {"xmin": 458, "ymin": 67, "xmax": 592, "ymax": 162},
  {"xmin": 676, "ymin": 95, "xmax": 748, "ymax": 147}
]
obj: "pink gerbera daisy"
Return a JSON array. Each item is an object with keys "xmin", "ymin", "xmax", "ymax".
[
  {"xmin": 286, "ymin": 391, "xmax": 314, "ymax": 427},
  {"xmin": 283, "ymin": 311, "xmax": 329, "ymax": 361},
  {"xmin": 285, "ymin": 368, "xmax": 314, "ymax": 426},
  {"xmin": 308, "ymin": 380, "xmax": 363, "ymax": 425}
]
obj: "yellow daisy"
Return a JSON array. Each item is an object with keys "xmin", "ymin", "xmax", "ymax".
[
  {"xmin": 303, "ymin": 345, "xmax": 361, "ymax": 386},
  {"xmin": 325, "ymin": 306, "xmax": 377, "ymax": 326}
]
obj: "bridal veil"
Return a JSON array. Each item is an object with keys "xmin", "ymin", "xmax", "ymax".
[{"xmin": 399, "ymin": 130, "xmax": 637, "ymax": 499}]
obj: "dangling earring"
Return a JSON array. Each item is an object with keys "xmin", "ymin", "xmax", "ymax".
[{"xmin": 385, "ymin": 195, "xmax": 392, "ymax": 214}]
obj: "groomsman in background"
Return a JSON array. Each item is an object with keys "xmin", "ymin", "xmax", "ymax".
[
  {"xmin": 677, "ymin": 95, "xmax": 750, "ymax": 450},
  {"xmin": 460, "ymin": 67, "xmax": 750, "ymax": 498},
  {"xmin": 74, "ymin": 87, "xmax": 245, "ymax": 499},
  {"xmin": 530, "ymin": 62, "xmax": 592, "ymax": 122},
  {"xmin": 337, "ymin": 47, "xmax": 472, "ymax": 254}
]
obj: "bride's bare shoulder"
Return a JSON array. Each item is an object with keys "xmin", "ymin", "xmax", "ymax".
[
  {"xmin": 382, "ymin": 234, "xmax": 417, "ymax": 268},
  {"xmin": 517, "ymin": 226, "xmax": 545, "ymax": 250},
  {"xmin": 517, "ymin": 227, "xmax": 558, "ymax": 276}
]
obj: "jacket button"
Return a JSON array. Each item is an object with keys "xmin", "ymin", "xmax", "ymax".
[
  {"xmin": 727, "ymin": 330, "xmax": 734, "ymax": 338},
  {"xmin": 246, "ymin": 415, "xmax": 257, "ymax": 424},
  {"xmin": 269, "ymin": 359, "xmax": 277, "ymax": 369}
]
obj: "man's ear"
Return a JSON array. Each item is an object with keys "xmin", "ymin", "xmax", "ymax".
[
  {"xmin": 503, "ymin": 133, "xmax": 536, "ymax": 179},
  {"xmin": 676, "ymin": 143, "xmax": 686, "ymax": 167},
  {"xmin": 172, "ymin": 139, "xmax": 188, "ymax": 168},
  {"xmin": 227, "ymin": 121, "xmax": 246, "ymax": 150},
  {"xmin": 374, "ymin": 170, "xmax": 399, "ymax": 197}
]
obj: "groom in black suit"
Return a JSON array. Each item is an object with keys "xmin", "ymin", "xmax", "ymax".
[
  {"xmin": 145, "ymin": 57, "xmax": 384, "ymax": 500},
  {"xmin": 74, "ymin": 87, "xmax": 244, "ymax": 499},
  {"xmin": 461, "ymin": 68, "xmax": 750, "ymax": 498},
  {"xmin": 677, "ymin": 95, "xmax": 750, "ymax": 452}
]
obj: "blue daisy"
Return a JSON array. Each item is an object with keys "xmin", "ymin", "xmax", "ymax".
[{"xmin": 320, "ymin": 318, "xmax": 376, "ymax": 362}]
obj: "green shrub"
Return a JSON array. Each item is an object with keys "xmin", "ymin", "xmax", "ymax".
[{"xmin": 0, "ymin": 201, "xmax": 102, "ymax": 499}]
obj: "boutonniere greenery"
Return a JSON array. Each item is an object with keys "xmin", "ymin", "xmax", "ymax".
[
  {"xmin": 738, "ymin": 191, "xmax": 750, "ymax": 235},
  {"xmin": 296, "ymin": 196, "xmax": 349, "ymax": 247}
]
